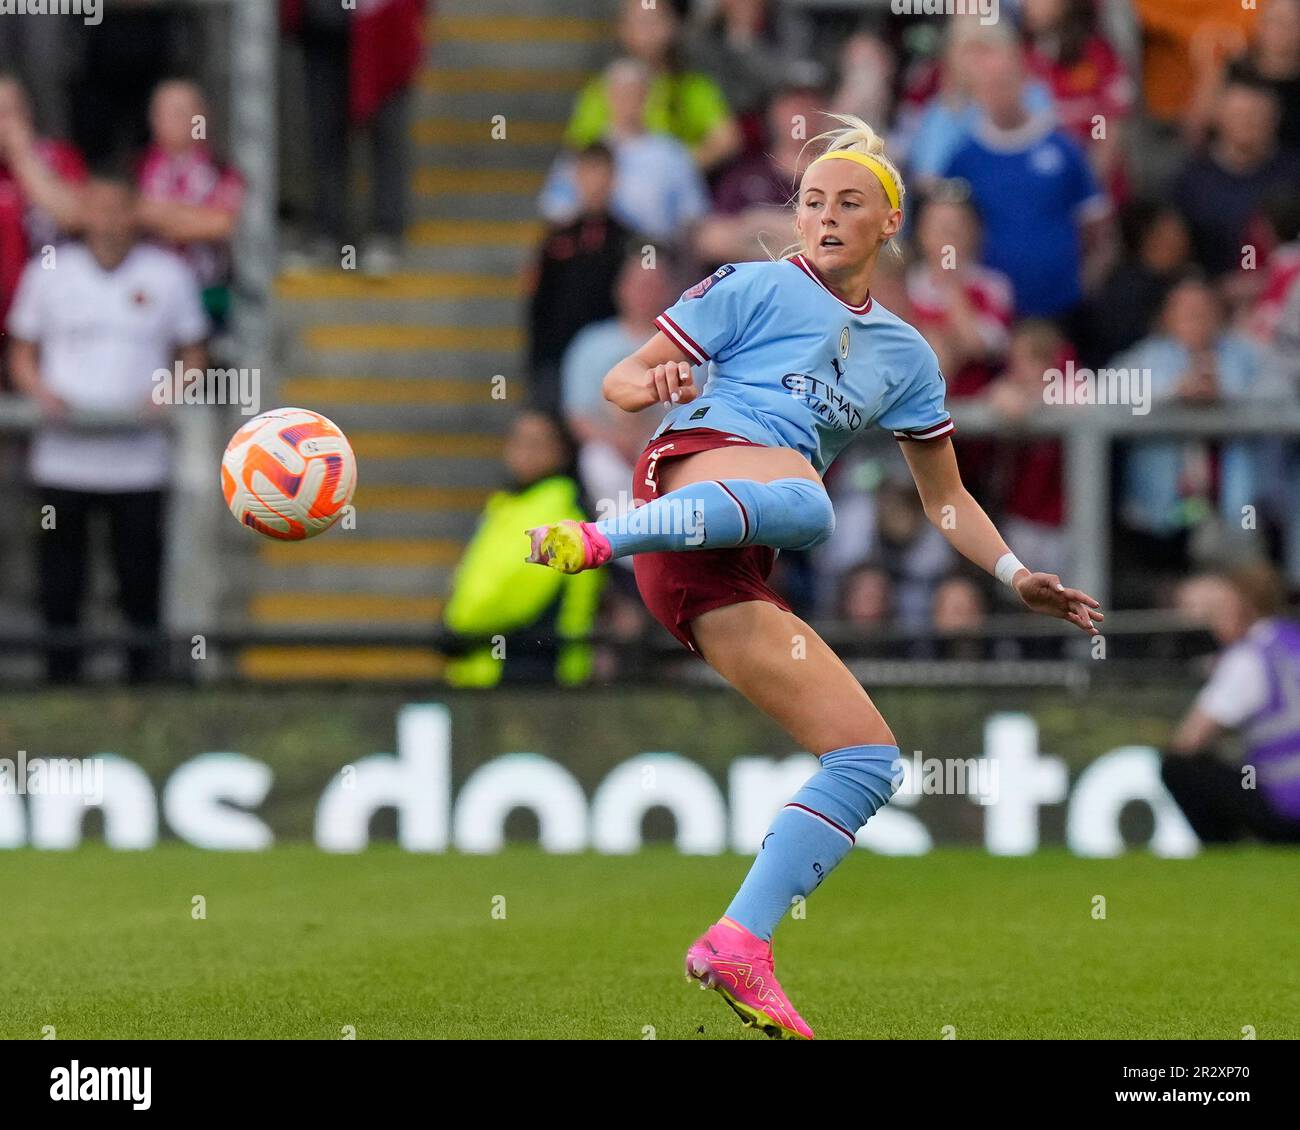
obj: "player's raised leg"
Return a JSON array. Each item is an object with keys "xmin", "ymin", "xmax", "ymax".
[
  {"xmin": 683, "ymin": 599, "xmax": 900, "ymax": 1040},
  {"xmin": 526, "ymin": 446, "xmax": 828, "ymax": 572}
]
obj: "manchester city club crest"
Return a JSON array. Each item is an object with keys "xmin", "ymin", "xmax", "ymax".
[{"xmin": 839, "ymin": 326, "xmax": 850, "ymax": 360}]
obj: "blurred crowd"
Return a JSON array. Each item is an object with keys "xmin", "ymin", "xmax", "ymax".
[
  {"xmin": 509, "ymin": 0, "xmax": 1300, "ymax": 671},
  {"xmin": 0, "ymin": 32, "xmax": 243, "ymax": 681},
  {"xmin": 0, "ymin": 0, "xmax": 1296, "ymax": 684},
  {"xmin": 0, "ymin": 1, "xmax": 419, "ymax": 683}
]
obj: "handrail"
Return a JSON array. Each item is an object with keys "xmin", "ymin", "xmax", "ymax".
[{"xmin": 4, "ymin": 395, "xmax": 1296, "ymax": 621}]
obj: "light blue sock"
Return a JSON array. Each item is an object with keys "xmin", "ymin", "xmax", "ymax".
[
  {"xmin": 724, "ymin": 744, "xmax": 900, "ymax": 942},
  {"xmin": 594, "ymin": 477, "xmax": 834, "ymax": 559}
]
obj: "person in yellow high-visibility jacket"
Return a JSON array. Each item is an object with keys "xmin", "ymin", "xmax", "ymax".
[{"xmin": 439, "ymin": 411, "xmax": 604, "ymax": 687}]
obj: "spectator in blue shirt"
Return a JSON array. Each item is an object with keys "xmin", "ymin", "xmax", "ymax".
[
  {"xmin": 1114, "ymin": 276, "xmax": 1269, "ymax": 551},
  {"xmin": 942, "ymin": 45, "xmax": 1110, "ymax": 320},
  {"xmin": 905, "ymin": 23, "xmax": 1054, "ymax": 184}
]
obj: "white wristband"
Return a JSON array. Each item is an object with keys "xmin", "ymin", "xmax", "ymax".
[{"xmin": 995, "ymin": 552, "xmax": 1028, "ymax": 589}]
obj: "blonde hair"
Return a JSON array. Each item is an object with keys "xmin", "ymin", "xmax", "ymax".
[
  {"xmin": 806, "ymin": 113, "xmax": 905, "ymax": 212},
  {"xmin": 769, "ymin": 113, "xmax": 907, "ymax": 262}
]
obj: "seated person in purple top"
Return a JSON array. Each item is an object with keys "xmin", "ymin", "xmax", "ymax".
[{"xmin": 1163, "ymin": 563, "xmax": 1300, "ymax": 844}]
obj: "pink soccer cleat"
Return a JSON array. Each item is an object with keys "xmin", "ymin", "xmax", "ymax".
[
  {"xmin": 684, "ymin": 919, "xmax": 814, "ymax": 1040},
  {"xmin": 524, "ymin": 520, "xmax": 612, "ymax": 574}
]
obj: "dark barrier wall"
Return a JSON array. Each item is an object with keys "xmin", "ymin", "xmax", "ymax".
[{"xmin": 0, "ymin": 685, "xmax": 1205, "ymax": 855}]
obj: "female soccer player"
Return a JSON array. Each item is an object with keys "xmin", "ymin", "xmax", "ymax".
[{"xmin": 525, "ymin": 114, "xmax": 1102, "ymax": 1040}]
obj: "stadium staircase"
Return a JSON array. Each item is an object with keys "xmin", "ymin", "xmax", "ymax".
[{"xmin": 235, "ymin": 0, "xmax": 612, "ymax": 681}]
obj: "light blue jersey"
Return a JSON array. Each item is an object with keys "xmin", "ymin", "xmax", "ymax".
[{"xmin": 653, "ymin": 255, "xmax": 952, "ymax": 475}]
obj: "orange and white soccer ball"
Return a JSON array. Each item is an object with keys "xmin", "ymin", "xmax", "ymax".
[{"xmin": 221, "ymin": 407, "xmax": 357, "ymax": 540}]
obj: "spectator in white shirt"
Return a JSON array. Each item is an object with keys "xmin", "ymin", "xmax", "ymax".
[{"xmin": 6, "ymin": 175, "xmax": 208, "ymax": 682}]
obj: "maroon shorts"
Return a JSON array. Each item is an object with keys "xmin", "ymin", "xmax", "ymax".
[{"xmin": 631, "ymin": 427, "xmax": 793, "ymax": 654}]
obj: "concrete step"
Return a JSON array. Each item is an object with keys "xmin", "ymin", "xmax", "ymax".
[
  {"xmin": 277, "ymin": 245, "xmax": 535, "ymax": 276},
  {"xmin": 298, "ymin": 323, "xmax": 523, "ymax": 353},
  {"xmin": 273, "ymin": 401, "xmax": 516, "ymax": 433},
  {"xmin": 234, "ymin": 4, "xmax": 603, "ymax": 669},
  {"xmin": 322, "ymin": 508, "xmax": 480, "ymax": 540},
  {"xmin": 276, "ymin": 350, "xmax": 527, "ymax": 380},
  {"xmin": 409, "ymin": 218, "xmax": 542, "ymax": 246},
  {"xmin": 276, "ymin": 271, "xmax": 524, "ymax": 302},
  {"xmin": 347, "ymin": 456, "xmax": 506, "ymax": 488},
  {"xmin": 258, "ymin": 535, "xmax": 462, "ymax": 567},
  {"xmin": 412, "ymin": 166, "xmax": 545, "ymax": 197},
  {"xmin": 248, "ymin": 591, "xmax": 445, "ymax": 626},
  {"xmin": 278, "ymin": 375, "xmax": 517, "ymax": 406},
  {"xmin": 248, "ymin": 592, "xmax": 444, "ymax": 623},
  {"xmin": 280, "ymin": 348, "xmax": 523, "ymax": 382},
  {"xmin": 280, "ymin": 329, "xmax": 523, "ymax": 374},
  {"xmin": 411, "ymin": 191, "xmax": 544, "ymax": 223},
  {"xmin": 399, "ymin": 244, "xmax": 534, "ymax": 274},
  {"xmin": 350, "ymin": 431, "xmax": 504, "ymax": 459},
  {"xmin": 419, "ymin": 66, "xmax": 589, "ymax": 96},
  {"xmin": 431, "ymin": 13, "xmax": 609, "ymax": 43},
  {"xmin": 428, "ymin": 37, "xmax": 607, "ymax": 71},
  {"xmin": 428, "ymin": 15, "xmax": 610, "ymax": 72},
  {"xmin": 412, "ymin": 117, "xmax": 567, "ymax": 148},
  {"xmin": 354, "ymin": 483, "xmax": 492, "ymax": 511},
  {"xmin": 413, "ymin": 138, "xmax": 564, "ymax": 169},
  {"xmin": 237, "ymin": 645, "xmax": 443, "ymax": 681},
  {"xmin": 277, "ymin": 295, "xmax": 524, "ymax": 328},
  {"xmin": 417, "ymin": 88, "xmax": 578, "ymax": 123},
  {"xmin": 244, "ymin": 563, "xmax": 456, "ymax": 596}
]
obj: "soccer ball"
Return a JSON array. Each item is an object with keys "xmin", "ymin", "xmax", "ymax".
[{"xmin": 221, "ymin": 407, "xmax": 357, "ymax": 540}]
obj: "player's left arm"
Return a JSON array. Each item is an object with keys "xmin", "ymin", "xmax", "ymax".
[{"xmin": 900, "ymin": 436, "xmax": 1103, "ymax": 635}]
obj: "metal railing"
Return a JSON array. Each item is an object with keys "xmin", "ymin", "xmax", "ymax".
[
  {"xmin": 0, "ymin": 615, "xmax": 1221, "ymax": 689},
  {"xmin": 948, "ymin": 400, "xmax": 1300, "ymax": 608},
  {"xmin": 0, "ymin": 398, "xmax": 1294, "ymax": 680}
]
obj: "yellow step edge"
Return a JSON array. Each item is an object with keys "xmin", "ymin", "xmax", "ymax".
[
  {"xmin": 420, "ymin": 67, "xmax": 589, "ymax": 94},
  {"xmin": 350, "ymin": 432, "xmax": 504, "ymax": 459},
  {"xmin": 239, "ymin": 646, "xmax": 444, "ymax": 681},
  {"xmin": 431, "ymin": 15, "xmax": 607, "ymax": 43},
  {"xmin": 413, "ymin": 168, "xmax": 544, "ymax": 195},
  {"xmin": 280, "ymin": 377, "xmax": 514, "ymax": 407},
  {"xmin": 250, "ymin": 593, "xmax": 444, "ymax": 623},
  {"xmin": 259, "ymin": 538, "xmax": 464, "ymax": 567},
  {"xmin": 276, "ymin": 272, "xmax": 522, "ymax": 301},
  {"xmin": 354, "ymin": 484, "xmax": 491, "ymax": 511},
  {"xmin": 409, "ymin": 218, "xmax": 542, "ymax": 247},
  {"xmin": 412, "ymin": 118, "xmax": 565, "ymax": 146},
  {"xmin": 302, "ymin": 324, "xmax": 523, "ymax": 352}
]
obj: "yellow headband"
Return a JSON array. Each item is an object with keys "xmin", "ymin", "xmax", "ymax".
[{"xmin": 810, "ymin": 150, "xmax": 901, "ymax": 212}]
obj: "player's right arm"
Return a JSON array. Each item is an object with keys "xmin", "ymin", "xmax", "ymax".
[
  {"xmin": 606, "ymin": 261, "xmax": 758, "ymax": 412},
  {"xmin": 602, "ymin": 331, "xmax": 701, "ymax": 413}
]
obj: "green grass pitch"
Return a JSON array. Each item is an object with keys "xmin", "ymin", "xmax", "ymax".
[{"xmin": 2, "ymin": 845, "xmax": 1296, "ymax": 1040}]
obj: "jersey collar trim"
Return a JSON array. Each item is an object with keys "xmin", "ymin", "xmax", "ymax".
[{"xmin": 789, "ymin": 254, "xmax": 872, "ymax": 315}]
